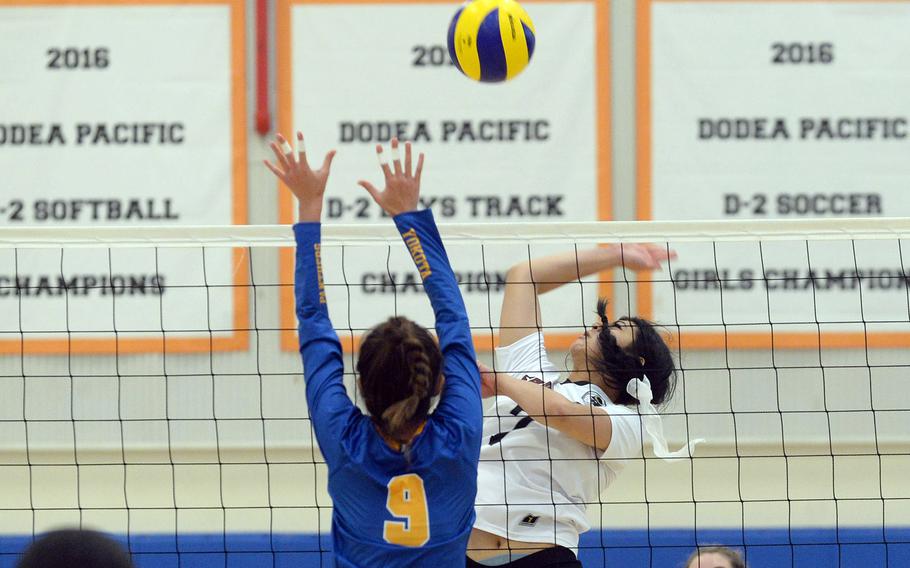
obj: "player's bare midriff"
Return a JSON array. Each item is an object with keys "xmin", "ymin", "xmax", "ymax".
[{"xmin": 466, "ymin": 528, "xmax": 555, "ymax": 561}]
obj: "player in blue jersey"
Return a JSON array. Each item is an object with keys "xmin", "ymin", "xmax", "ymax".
[{"xmin": 265, "ymin": 133, "xmax": 482, "ymax": 568}]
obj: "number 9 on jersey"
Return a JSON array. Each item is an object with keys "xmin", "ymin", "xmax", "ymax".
[{"xmin": 383, "ymin": 473, "xmax": 430, "ymax": 547}]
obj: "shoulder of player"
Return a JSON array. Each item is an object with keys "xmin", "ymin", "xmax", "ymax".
[
  {"xmin": 423, "ymin": 413, "xmax": 482, "ymax": 454},
  {"xmin": 497, "ymin": 331, "xmax": 544, "ymax": 350},
  {"xmin": 494, "ymin": 331, "xmax": 546, "ymax": 360}
]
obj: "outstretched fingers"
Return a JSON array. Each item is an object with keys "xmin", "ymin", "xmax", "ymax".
[
  {"xmin": 276, "ymin": 133, "xmax": 295, "ymax": 165},
  {"xmin": 647, "ymin": 244, "xmax": 677, "ymax": 263},
  {"xmin": 269, "ymin": 140, "xmax": 291, "ymax": 171},
  {"xmin": 414, "ymin": 152, "xmax": 425, "ymax": 185},
  {"xmin": 360, "ymin": 139, "xmax": 424, "ymax": 216},
  {"xmin": 357, "ymin": 180, "xmax": 381, "ymax": 203},
  {"xmin": 321, "ymin": 149, "xmax": 337, "ymax": 173},
  {"xmin": 295, "ymin": 132, "xmax": 309, "ymax": 169},
  {"xmin": 376, "ymin": 144, "xmax": 393, "ymax": 179},
  {"xmin": 404, "ymin": 142, "xmax": 413, "ymax": 177},
  {"xmin": 263, "ymin": 159, "xmax": 285, "ymax": 182},
  {"xmin": 390, "ymin": 138, "xmax": 403, "ymax": 176}
]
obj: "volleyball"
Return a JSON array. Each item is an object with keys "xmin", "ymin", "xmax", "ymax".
[{"xmin": 447, "ymin": 0, "xmax": 536, "ymax": 83}]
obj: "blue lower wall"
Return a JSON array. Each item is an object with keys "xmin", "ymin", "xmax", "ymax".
[{"xmin": 1, "ymin": 528, "xmax": 909, "ymax": 567}]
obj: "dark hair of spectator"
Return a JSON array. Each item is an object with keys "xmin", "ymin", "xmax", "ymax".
[{"xmin": 17, "ymin": 529, "xmax": 134, "ymax": 568}]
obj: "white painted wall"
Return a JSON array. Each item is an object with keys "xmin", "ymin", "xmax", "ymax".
[{"xmin": 1, "ymin": 0, "xmax": 908, "ymax": 540}]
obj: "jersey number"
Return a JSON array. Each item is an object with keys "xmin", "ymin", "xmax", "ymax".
[{"xmin": 383, "ymin": 473, "xmax": 430, "ymax": 547}]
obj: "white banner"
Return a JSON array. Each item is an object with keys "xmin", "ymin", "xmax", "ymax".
[
  {"xmin": 278, "ymin": 0, "xmax": 610, "ymax": 351},
  {"xmin": 640, "ymin": 0, "xmax": 910, "ymax": 348},
  {"xmin": 0, "ymin": 1, "xmax": 248, "ymax": 354}
]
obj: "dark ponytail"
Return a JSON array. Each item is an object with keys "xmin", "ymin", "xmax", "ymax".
[
  {"xmin": 593, "ymin": 299, "xmax": 677, "ymax": 406},
  {"xmin": 357, "ymin": 317, "xmax": 442, "ymax": 445}
]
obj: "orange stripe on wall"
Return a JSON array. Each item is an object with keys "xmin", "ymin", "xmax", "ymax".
[
  {"xmin": 0, "ymin": 0, "xmax": 249, "ymax": 355},
  {"xmin": 635, "ymin": 0, "xmax": 910, "ymax": 350},
  {"xmin": 278, "ymin": 0, "xmax": 614, "ymax": 352}
]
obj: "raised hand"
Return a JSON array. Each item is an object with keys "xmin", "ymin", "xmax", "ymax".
[
  {"xmin": 613, "ymin": 243, "xmax": 677, "ymax": 271},
  {"xmin": 357, "ymin": 138, "xmax": 425, "ymax": 217},
  {"xmin": 264, "ymin": 132, "xmax": 337, "ymax": 222}
]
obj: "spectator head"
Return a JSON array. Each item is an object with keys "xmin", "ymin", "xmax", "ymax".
[
  {"xmin": 17, "ymin": 529, "xmax": 133, "ymax": 568},
  {"xmin": 685, "ymin": 546, "xmax": 746, "ymax": 568}
]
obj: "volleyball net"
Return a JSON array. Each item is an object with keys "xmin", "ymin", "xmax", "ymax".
[{"xmin": 1, "ymin": 218, "xmax": 909, "ymax": 567}]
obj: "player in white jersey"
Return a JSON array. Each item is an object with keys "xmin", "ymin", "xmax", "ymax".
[{"xmin": 466, "ymin": 245, "xmax": 702, "ymax": 567}]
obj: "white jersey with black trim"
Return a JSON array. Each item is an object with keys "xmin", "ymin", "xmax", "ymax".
[{"xmin": 473, "ymin": 333, "xmax": 644, "ymax": 550}]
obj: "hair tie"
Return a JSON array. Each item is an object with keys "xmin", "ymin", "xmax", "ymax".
[{"xmin": 626, "ymin": 374, "xmax": 704, "ymax": 460}]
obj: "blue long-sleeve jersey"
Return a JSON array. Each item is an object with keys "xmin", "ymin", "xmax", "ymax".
[{"xmin": 293, "ymin": 209, "xmax": 482, "ymax": 568}]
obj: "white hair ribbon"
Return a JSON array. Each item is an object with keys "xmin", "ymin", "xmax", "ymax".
[{"xmin": 626, "ymin": 375, "xmax": 704, "ymax": 460}]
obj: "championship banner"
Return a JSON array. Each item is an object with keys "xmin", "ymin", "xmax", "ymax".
[
  {"xmin": 277, "ymin": 0, "xmax": 611, "ymax": 351},
  {"xmin": 0, "ymin": 0, "xmax": 248, "ymax": 354},
  {"xmin": 637, "ymin": 0, "xmax": 910, "ymax": 349}
]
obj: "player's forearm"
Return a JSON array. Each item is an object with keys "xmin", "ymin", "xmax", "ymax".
[
  {"xmin": 497, "ymin": 375, "xmax": 613, "ymax": 450},
  {"xmin": 496, "ymin": 375, "xmax": 569, "ymax": 419},
  {"xmin": 393, "ymin": 209, "xmax": 467, "ymax": 322},
  {"xmin": 394, "ymin": 209, "xmax": 481, "ymax": 413},
  {"xmin": 293, "ymin": 223, "xmax": 341, "ymax": 360},
  {"xmin": 506, "ymin": 247, "xmax": 622, "ymax": 294},
  {"xmin": 293, "ymin": 223, "xmax": 329, "ymax": 321},
  {"xmin": 293, "ymin": 223, "xmax": 347, "ymax": 438},
  {"xmin": 297, "ymin": 201, "xmax": 322, "ymax": 223}
]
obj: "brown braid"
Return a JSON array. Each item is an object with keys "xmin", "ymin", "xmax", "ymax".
[
  {"xmin": 380, "ymin": 334, "xmax": 433, "ymax": 441},
  {"xmin": 357, "ymin": 317, "xmax": 442, "ymax": 446}
]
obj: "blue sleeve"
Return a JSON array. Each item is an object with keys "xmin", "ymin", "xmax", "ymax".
[
  {"xmin": 392, "ymin": 210, "xmax": 482, "ymax": 433},
  {"xmin": 293, "ymin": 222, "xmax": 357, "ymax": 467}
]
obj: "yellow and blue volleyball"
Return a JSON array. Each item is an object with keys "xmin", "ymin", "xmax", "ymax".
[{"xmin": 447, "ymin": 0, "xmax": 536, "ymax": 83}]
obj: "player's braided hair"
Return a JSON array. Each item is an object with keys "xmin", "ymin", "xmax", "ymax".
[
  {"xmin": 357, "ymin": 316, "xmax": 442, "ymax": 445},
  {"xmin": 593, "ymin": 299, "xmax": 677, "ymax": 406}
]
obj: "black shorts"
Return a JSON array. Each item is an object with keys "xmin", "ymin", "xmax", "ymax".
[{"xmin": 465, "ymin": 546, "xmax": 582, "ymax": 568}]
